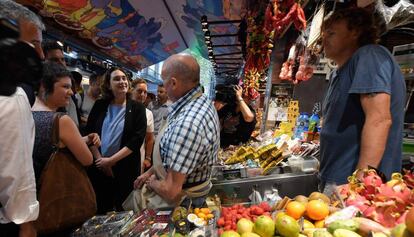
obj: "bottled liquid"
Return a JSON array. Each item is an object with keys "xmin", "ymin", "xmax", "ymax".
[
  {"xmin": 308, "ymin": 113, "xmax": 320, "ymax": 133},
  {"xmin": 294, "ymin": 112, "xmax": 309, "ymax": 139}
]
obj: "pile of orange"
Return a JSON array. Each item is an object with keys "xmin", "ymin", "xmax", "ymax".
[
  {"xmin": 285, "ymin": 201, "xmax": 306, "ymax": 220},
  {"xmin": 306, "ymin": 200, "xmax": 329, "ymax": 221},
  {"xmin": 194, "ymin": 207, "xmax": 214, "ymax": 221},
  {"xmin": 285, "ymin": 199, "xmax": 329, "ymax": 221}
]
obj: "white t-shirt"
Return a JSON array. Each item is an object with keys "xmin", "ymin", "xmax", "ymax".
[
  {"xmin": 66, "ymin": 97, "xmax": 79, "ymax": 127},
  {"xmin": 0, "ymin": 87, "xmax": 39, "ymax": 224},
  {"xmin": 140, "ymin": 109, "xmax": 154, "ymax": 173},
  {"xmin": 80, "ymin": 93, "xmax": 96, "ymax": 118}
]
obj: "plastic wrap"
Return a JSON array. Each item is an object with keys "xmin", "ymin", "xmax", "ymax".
[{"xmin": 376, "ymin": 0, "xmax": 414, "ymax": 31}]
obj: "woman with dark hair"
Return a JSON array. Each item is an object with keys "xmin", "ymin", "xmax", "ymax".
[
  {"xmin": 32, "ymin": 62, "xmax": 97, "ymax": 182},
  {"xmin": 86, "ymin": 67, "xmax": 147, "ymax": 213},
  {"xmin": 31, "ymin": 62, "xmax": 98, "ymax": 235}
]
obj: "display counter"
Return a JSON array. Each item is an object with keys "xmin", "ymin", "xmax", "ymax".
[{"xmin": 210, "ymin": 171, "xmax": 318, "ymax": 205}]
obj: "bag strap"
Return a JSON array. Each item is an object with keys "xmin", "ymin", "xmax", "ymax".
[
  {"xmin": 51, "ymin": 113, "xmax": 63, "ymax": 151},
  {"xmin": 152, "ymin": 90, "xmax": 203, "ymax": 180},
  {"xmin": 38, "ymin": 112, "xmax": 63, "ymax": 188}
]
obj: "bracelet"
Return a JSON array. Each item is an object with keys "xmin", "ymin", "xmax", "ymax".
[
  {"xmin": 238, "ymin": 98, "xmax": 244, "ymax": 102},
  {"xmin": 145, "ymin": 157, "xmax": 151, "ymax": 161}
]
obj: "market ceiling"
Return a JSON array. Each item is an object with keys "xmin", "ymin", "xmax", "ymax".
[{"xmin": 18, "ymin": 0, "xmax": 243, "ymax": 71}]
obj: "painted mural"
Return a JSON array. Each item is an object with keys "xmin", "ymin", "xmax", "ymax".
[{"xmin": 20, "ymin": 0, "xmax": 243, "ymax": 70}]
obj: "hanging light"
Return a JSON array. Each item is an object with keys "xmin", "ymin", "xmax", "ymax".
[
  {"xmin": 202, "ymin": 24, "xmax": 209, "ymax": 32},
  {"xmin": 201, "ymin": 15, "xmax": 208, "ymax": 26},
  {"xmin": 208, "ymin": 48, "xmax": 213, "ymax": 53},
  {"xmin": 204, "ymin": 30, "xmax": 211, "ymax": 40},
  {"xmin": 205, "ymin": 38, "xmax": 211, "ymax": 44}
]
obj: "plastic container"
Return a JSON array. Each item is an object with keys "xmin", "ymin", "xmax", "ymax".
[
  {"xmin": 308, "ymin": 113, "xmax": 320, "ymax": 133},
  {"xmin": 287, "ymin": 155, "xmax": 304, "ymax": 173},
  {"xmin": 301, "ymin": 156, "xmax": 319, "ymax": 173},
  {"xmin": 294, "ymin": 113, "xmax": 309, "ymax": 139}
]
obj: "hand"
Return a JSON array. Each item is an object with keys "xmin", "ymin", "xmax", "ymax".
[
  {"xmin": 80, "ymin": 116, "xmax": 88, "ymax": 124},
  {"xmin": 355, "ymin": 169, "xmax": 365, "ymax": 182},
  {"xmin": 86, "ymin": 133, "xmax": 100, "ymax": 146},
  {"xmin": 234, "ymin": 85, "xmax": 243, "ymax": 100},
  {"xmin": 143, "ymin": 159, "xmax": 152, "ymax": 169},
  {"xmin": 96, "ymin": 157, "xmax": 115, "ymax": 170},
  {"xmin": 134, "ymin": 171, "xmax": 152, "ymax": 189},
  {"xmin": 19, "ymin": 222, "xmax": 36, "ymax": 237},
  {"xmin": 101, "ymin": 167, "xmax": 114, "ymax": 177},
  {"xmin": 146, "ymin": 174, "xmax": 157, "ymax": 191}
]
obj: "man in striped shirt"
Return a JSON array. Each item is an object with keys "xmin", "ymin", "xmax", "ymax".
[{"xmin": 134, "ymin": 54, "xmax": 220, "ymax": 206}]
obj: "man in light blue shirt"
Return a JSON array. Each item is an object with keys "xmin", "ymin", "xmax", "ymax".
[
  {"xmin": 319, "ymin": 8, "xmax": 406, "ymax": 191},
  {"xmin": 135, "ymin": 54, "xmax": 220, "ymax": 207}
]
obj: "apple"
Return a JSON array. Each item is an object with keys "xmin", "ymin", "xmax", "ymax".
[{"xmin": 237, "ymin": 218, "xmax": 254, "ymax": 234}]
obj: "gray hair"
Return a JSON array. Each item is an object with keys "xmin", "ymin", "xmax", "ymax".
[{"xmin": 0, "ymin": 0, "xmax": 45, "ymax": 31}]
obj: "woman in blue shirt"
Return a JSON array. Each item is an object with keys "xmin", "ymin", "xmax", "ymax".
[{"xmin": 86, "ymin": 67, "xmax": 147, "ymax": 213}]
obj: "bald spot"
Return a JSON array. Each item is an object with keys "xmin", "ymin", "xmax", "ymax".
[{"xmin": 163, "ymin": 54, "xmax": 200, "ymax": 84}]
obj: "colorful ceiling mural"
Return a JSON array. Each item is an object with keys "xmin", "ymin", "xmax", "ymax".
[{"xmin": 19, "ymin": 0, "xmax": 243, "ymax": 70}]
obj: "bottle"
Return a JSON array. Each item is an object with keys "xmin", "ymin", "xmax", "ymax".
[
  {"xmin": 308, "ymin": 113, "xmax": 320, "ymax": 133},
  {"xmin": 294, "ymin": 112, "xmax": 309, "ymax": 139}
]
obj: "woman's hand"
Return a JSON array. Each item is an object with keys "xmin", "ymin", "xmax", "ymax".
[
  {"xmin": 86, "ymin": 133, "xmax": 100, "ymax": 146},
  {"xmin": 95, "ymin": 157, "xmax": 115, "ymax": 170},
  {"xmin": 101, "ymin": 167, "xmax": 114, "ymax": 177},
  {"xmin": 134, "ymin": 171, "xmax": 152, "ymax": 189},
  {"xmin": 143, "ymin": 158, "xmax": 152, "ymax": 169},
  {"xmin": 234, "ymin": 85, "xmax": 243, "ymax": 100}
]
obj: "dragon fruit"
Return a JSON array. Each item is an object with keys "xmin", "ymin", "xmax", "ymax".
[
  {"xmin": 337, "ymin": 169, "xmax": 414, "ymax": 228},
  {"xmin": 403, "ymin": 169, "xmax": 414, "ymax": 189}
]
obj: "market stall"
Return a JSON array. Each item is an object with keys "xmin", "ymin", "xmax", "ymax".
[{"xmin": 8, "ymin": 0, "xmax": 414, "ymax": 236}]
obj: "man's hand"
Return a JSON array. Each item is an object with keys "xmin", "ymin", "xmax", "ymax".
[
  {"xmin": 19, "ymin": 222, "xmax": 36, "ymax": 237},
  {"xmin": 134, "ymin": 170, "xmax": 152, "ymax": 189},
  {"xmin": 146, "ymin": 174, "xmax": 157, "ymax": 191}
]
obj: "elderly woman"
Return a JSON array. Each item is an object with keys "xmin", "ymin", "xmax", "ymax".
[{"xmin": 86, "ymin": 67, "xmax": 146, "ymax": 213}]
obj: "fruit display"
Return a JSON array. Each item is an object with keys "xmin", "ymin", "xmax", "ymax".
[
  {"xmin": 218, "ymin": 143, "xmax": 288, "ymax": 176},
  {"xmin": 217, "ymin": 202, "xmax": 273, "ymax": 234},
  {"xmin": 337, "ymin": 169, "xmax": 414, "ymax": 228}
]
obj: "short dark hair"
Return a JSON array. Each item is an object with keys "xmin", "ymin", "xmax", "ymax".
[
  {"xmin": 323, "ymin": 7, "xmax": 379, "ymax": 46},
  {"xmin": 158, "ymin": 84, "xmax": 164, "ymax": 88},
  {"xmin": 101, "ymin": 67, "xmax": 129, "ymax": 101},
  {"xmin": 71, "ymin": 71, "xmax": 82, "ymax": 86},
  {"xmin": 42, "ymin": 40, "xmax": 63, "ymax": 56},
  {"xmin": 89, "ymin": 73, "xmax": 101, "ymax": 85},
  {"xmin": 131, "ymin": 78, "xmax": 147, "ymax": 89},
  {"xmin": 41, "ymin": 62, "xmax": 72, "ymax": 96}
]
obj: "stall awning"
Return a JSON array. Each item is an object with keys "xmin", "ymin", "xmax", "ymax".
[{"xmin": 18, "ymin": 0, "xmax": 243, "ymax": 71}]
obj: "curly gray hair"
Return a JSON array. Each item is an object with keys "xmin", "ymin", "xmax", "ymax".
[{"xmin": 0, "ymin": 0, "xmax": 45, "ymax": 31}]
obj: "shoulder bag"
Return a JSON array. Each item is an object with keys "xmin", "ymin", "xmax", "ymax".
[{"xmin": 35, "ymin": 113, "xmax": 96, "ymax": 234}]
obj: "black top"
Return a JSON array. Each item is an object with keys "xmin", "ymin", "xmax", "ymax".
[
  {"xmin": 218, "ymin": 104, "xmax": 256, "ymax": 148},
  {"xmin": 85, "ymin": 98, "xmax": 147, "ymax": 200},
  {"xmin": 32, "ymin": 111, "xmax": 55, "ymax": 184}
]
